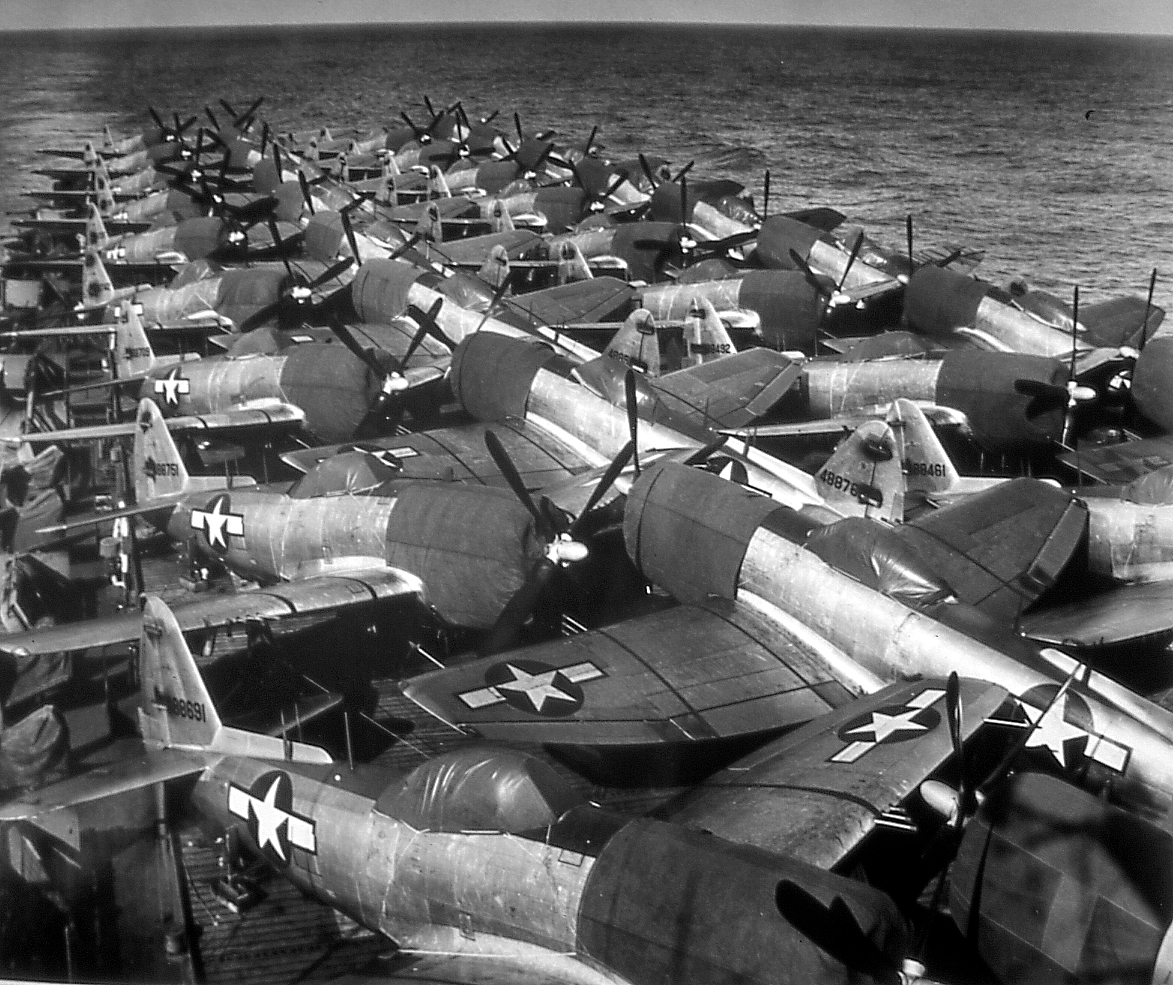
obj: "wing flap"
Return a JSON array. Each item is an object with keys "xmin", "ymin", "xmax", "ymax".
[
  {"xmin": 667, "ymin": 677, "xmax": 1008, "ymax": 870},
  {"xmin": 405, "ymin": 600, "xmax": 853, "ymax": 747}
]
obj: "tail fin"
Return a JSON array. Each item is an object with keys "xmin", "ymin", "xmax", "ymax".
[
  {"xmin": 133, "ymin": 397, "xmax": 190, "ymax": 501},
  {"xmin": 428, "ymin": 165, "xmax": 451, "ymax": 199},
  {"xmin": 85, "ymin": 140, "xmax": 100, "ymax": 165},
  {"xmin": 381, "ymin": 151, "xmax": 401, "ymax": 178},
  {"xmin": 683, "ymin": 297, "xmax": 735, "ymax": 367},
  {"xmin": 91, "ymin": 157, "xmax": 116, "ymax": 218},
  {"xmin": 556, "ymin": 240, "xmax": 592, "ymax": 285},
  {"xmin": 84, "ymin": 200, "xmax": 110, "ymax": 253},
  {"xmin": 81, "ymin": 250, "xmax": 116, "ymax": 310},
  {"xmin": 303, "ymin": 137, "xmax": 320, "ymax": 162},
  {"xmin": 478, "ymin": 244, "xmax": 511, "ymax": 291},
  {"xmin": 487, "ymin": 199, "xmax": 514, "ymax": 233},
  {"xmin": 138, "ymin": 596, "xmax": 331, "ymax": 762},
  {"xmin": 886, "ymin": 398, "xmax": 960, "ymax": 496},
  {"xmin": 815, "ymin": 420, "xmax": 906, "ymax": 524},
  {"xmin": 139, "ymin": 595, "xmax": 222, "ymax": 748},
  {"xmin": 335, "ymin": 151, "xmax": 349, "ymax": 182},
  {"xmin": 604, "ymin": 309, "xmax": 662, "ymax": 377},
  {"xmin": 111, "ymin": 302, "xmax": 156, "ymax": 378},
  {"xmin": 416, "ymin": 201, "xmax": 444, "ymax": 244},
  {"xmin": 102, "ymin": 126, "xmax": 115, "ymax": 152}
]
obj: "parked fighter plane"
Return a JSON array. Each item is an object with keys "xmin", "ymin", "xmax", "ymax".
[
  {"xmin": 407, "ymin": 455, "xmax": 1173, "ymax": 834},
  {"xmin": 0, "ymin": 595, "xmax": 1013, "ymax": 985}
]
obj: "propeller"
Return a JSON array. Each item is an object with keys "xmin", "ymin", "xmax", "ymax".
[
  {"xmin": 328, "ymin": 315, "xmax": 415, "ymax": 432},
  {"xmin": 789, "ymin": 229, "xmax": 865, "ymax": 333},
  {"xmin": 297, "ymin": 171, "xmax": 316, "ymax": 215},
  {"xmin": 761, "ymin": 169, "xmax": 770, "ymax": 221},
  {"xmin": 480, "ymin": 428, "xmax": 631, "ymax": 655},
  {"xmin": 238, "ymin": 228, "xmax": 353, "ymax": 331},
  {"xmin": 405, "ymin": 299, "xmax": 456, "ymax": 351}
]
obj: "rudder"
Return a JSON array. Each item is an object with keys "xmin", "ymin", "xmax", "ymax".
[
  {"xmin": 138, "ymin": 595, "xmax": 220, "ymax": 749},
  {"xmin": 604, "ymin": 309, "xmax": 662, "ymax": 377},
  {"xmin": 887, "ymin": 398, "xmax": 960, "ymax": 496}
]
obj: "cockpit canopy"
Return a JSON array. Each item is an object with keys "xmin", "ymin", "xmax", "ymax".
[{"xmin": 375, "ymin": 746, "xmax": 583, "ymax": 834}]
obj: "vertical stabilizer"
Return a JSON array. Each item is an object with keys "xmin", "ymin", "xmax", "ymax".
[
  {"xmin": 556, "ymin": 240, "xmax": 592, "ymax": 285},
  {"xmin": 81, "ymin": 250, "xmax": 116, "ymax": 310},
  {"xmin": 112, "ymin": 302, "xmax": 156, "ymax": 379},
  {"xmin": 887, "ymin": 398, "xmax": 960, "ymax": 496},
  {"xmin": 91, "ymin": 157, "xmax": 116, "ymax": 218},
  {"xmin": 815, "ymin": 420, "xmax": 906, "ymax": 523},
  {"xmin": 139, "ymin": 596, "xmax": 221, "ymax": 749},
  {"xmin": 478, "ymin": 244, "xmax": 511, "ymax": 291},
  {"xmin": 428, "ymin": 165, "xmax": 451, "ymax": 199},
  {"xmin": 85, "ymin": 201, "xmax": 110, "ymax": 253},
  {"xmin": 684, "ymin": 297, "xmax": 735, "ymax": 367},
  {"xmin": 132, "ymin": 398, "xmax": 189, "ymax": 501},
  {"xmin": 416, "ymin": 201, "xmax": 444, "ymax": 245},
  {"xmin": 604, "ymin": 309, "xmax": 662, "ymax": 377},
  {"xmin": 487, "ymin": 199, "xmax": 514, "ymax": 234},
  {"xmin": 138, "ymin": 596, "xmax": 332, "ymax": 762}
]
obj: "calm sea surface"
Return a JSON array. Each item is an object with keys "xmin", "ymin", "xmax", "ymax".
[{"xmin": 1, "ymin": 23, "xmax": 1171, "ymax": 308}]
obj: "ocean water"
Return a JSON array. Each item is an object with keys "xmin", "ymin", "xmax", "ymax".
[{"xmin": 1, "ymin": 23, "xmax": 1171, "ymax": 309}]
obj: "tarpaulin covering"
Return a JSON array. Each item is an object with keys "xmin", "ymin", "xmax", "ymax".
[
  {"xmin": 0, "ymin": 704, "xmax": 68, "ymax": 792},
  {"xmin": 375, "ymin": 747, "xmax": 581, "ymax": 833},
  {"xmin": 805, "ymin": 517, "xmax": 954, "ymax": 608}
]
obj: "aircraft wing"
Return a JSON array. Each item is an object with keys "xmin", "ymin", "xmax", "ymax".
[
  {"xmin": 430, "ymin": 230, "xmax": 545, "ymax": 266},
  {"xmin": 915, "ymin": 244, "xmax": 985, "ymax": 273},
  {"xmin": 12, "ymin": 217, "xmax": 151, "ymax": 235},
  {"xmin": 0, "ymin": 570, "xmax": 424, "ymax": 662},
  {"xmin": 23, "ymin": 402, "xmax": 307, "ymax": 445},
  {"xmin": 895, "ymin": 477, "xmax": 1088, "ymax": 623},
  {"xmin": 404, "ymin": 600, "xmax": 855, "ymax": 747},
  {"xmin": 496, "ymin": 277, "xmax": 635, "ymax": 329},
  {"xmin": 333, "ymin": 944, "xmax": 599, "ymax": 985},
  {"xmin": 649, "ymin": 350, "xmax": 801, "ymax": 429},
  {"xmin": 665, "ymin": 677, "xmax": 1009, "ymax": 871},
  {"xmin": 1058, "ymin": 435, "xmax": 1173, "ymax": 485},
  {"xmin": 1020, "ymin": 580, "xmax": 1173, "ymax": 648},
  {"xmin": 280, "ymin": 419, "xmax": 600, "ymax": 486}
]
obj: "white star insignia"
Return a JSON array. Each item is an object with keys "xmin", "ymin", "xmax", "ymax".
[
  {"xmin": 1019, "ymin": 694, "xmax": 1087, "ymax": 768},
  {"xmin": 250, "ymin": 776, "xmax": 290, "ymax": 860},
  {"xmin": 153, "ymin": 367, "xmax": 190, "ymax": 407},
  {"xmin": 190, "ymin": 497, "xmax": 244, "ymax": 549},
  {"xmin": 495, "ymin": 663, "xmax": 577, "ymax": 713},
  {"xmin": 845, "ymin": 707, "xmax": 930, "ymax": 744}
]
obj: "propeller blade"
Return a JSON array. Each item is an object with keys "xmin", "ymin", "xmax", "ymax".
[
  {"xmin": 406, "ymin": 299, "xmax": 455, "ymax": 350},
  {"xmin": 514, "ymin": 111, "xmax": 524, "ymax": 143},
  {"xmin": 672, "ymin": 160, "xmax": 695, "ymax": 183},
  {"xmin": 485, "ymin": 429, "xmax": 550, "ymax": 538},
  {"xmin": 481, "ymin": 557, "xmax": 558, "ymax": 656},
  {"xmin": 308, "ymin": 256, "xmax": 354, "ymax": 290},
  {"xmin": 234, "ymin": 97, "xmax": 264, "ymax": 129},
  {"xmin": 977, "ymin": 661, "xmax": 1084, "ymax": 800},
  {"xmin": 472, "ymin": 274, "xmax": 511, "ymax": 334},
  {"xmin": 936, "ymin": 248, "xmax": 964, "ymax": 268},
  {"xmin": 762, "ymin": 169, "xmax": 770, "ymax": 220},
  {"xmin": 205, "ymin": 105, "xmax": 220, "ymax": 131},
  {"xmin": 297, "ymin": 171, "xmax": 316, "ymax": 215},
  {"xmin": 906, "ymin": 214, "xmax": 914, "ymax": 271},
  {"xmin": 423, "ymin": 95, "xmax": 437, "ymax": 120},
  {"xmin": 625, "ymin": 367, "xmax": 640, "ymax": 476},
  {"xmin": 148, "ymin": 106, "xmax": 166, "ymax": 131},
  {"xmin": 388, "ymin": 232, "xmax": 422, "ymax": 262},
  {"xmin": 340, "ymin": 210, "xmax": 361, "ymax": 265},
  {"xmin": 569, "ymin": 441, "xmax": 635, "ymax": 538},
  {"xmin": 1139, "ymin": 267, "xmax": 1158, "ymax": 351},
  {"xmin": 396, "ymin": 317, "xmax": 432, "ymax": 373},
  {"xmin": 836, "ymin": 231, "xmax": 865, "ymax": 295},
  {"xmin": 177, "ymin": 114, "xmax": 198, "ymax": 135},
  {"xmin": 219, "ymin": 99, "xmax": 239, "ymax": 121},
  {"xmin": 638, "ymin": 153, "xmax": 658, "ymax": 189},
  {"xmin": 267, "ymin": 217, "xmax": 295, "ymax": 278},
  {"xmin": 329, "ymin": 316, "xmax": 389, "ymax": 379}
]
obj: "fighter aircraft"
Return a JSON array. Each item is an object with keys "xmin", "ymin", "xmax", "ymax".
[
  {"xmin": 0, "ymin": 594, "xmax": 1019, "ymax": 985},
  {"xmin": 408, "ymin": 454, "xmax": 1173, "ymax": 849}
]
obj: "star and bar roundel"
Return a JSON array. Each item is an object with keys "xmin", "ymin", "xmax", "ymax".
[
  {"xmin": 830, "ymin": 687, "xmax": 945, "ymax": 764},
  {"xmin": 153, "ymin": 367, "xmax": 190, "ymax": 407},
  {"xmin": 458, "ymin": 658, "xmax": 606, "ymax": 717},
  {"xmin": 228, "ymin": 770, "xmax": 316, "ymax": 867},
  {"xmin": 190, "ymin": 494, "xmax": 244, "ymax": 551}
]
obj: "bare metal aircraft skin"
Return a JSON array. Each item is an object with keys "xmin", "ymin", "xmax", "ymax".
[{"xmin": 0, "ymin": 596, "xmax": 1001, "ymax": 985}]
